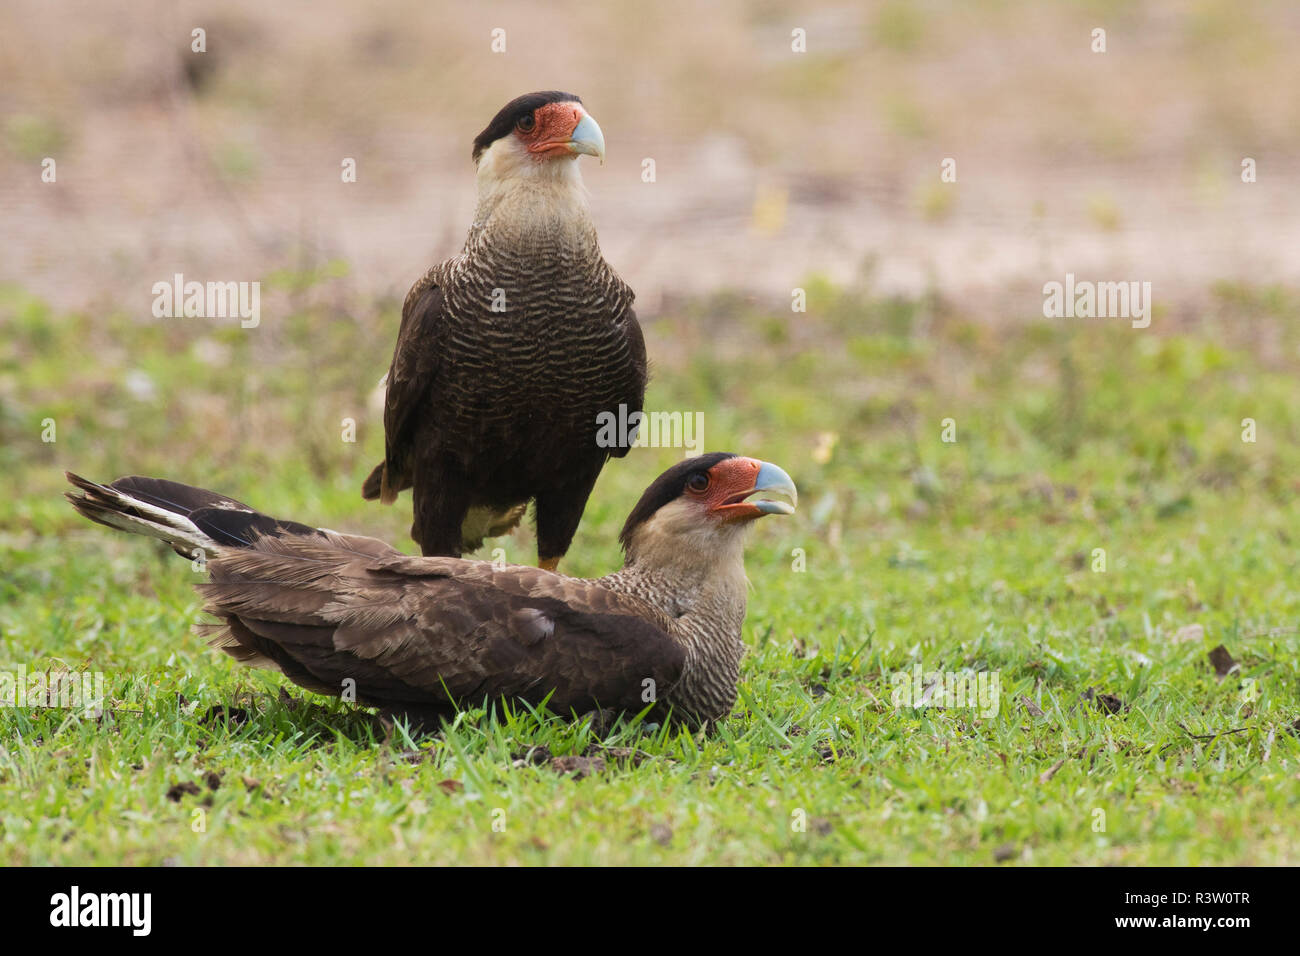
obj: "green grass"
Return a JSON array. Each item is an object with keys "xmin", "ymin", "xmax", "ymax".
[{"xmin": 2, "ymin": 276, "xmax": 1299, "ymax": 865}]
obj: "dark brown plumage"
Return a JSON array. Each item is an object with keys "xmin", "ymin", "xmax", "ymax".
[
  {"xmin": 66, "ymin": 455, "xmax": 796, "ymax": 726},
  {"xmin": 362, "ymin": 91, "xmax": 645, "ymax": 570}
]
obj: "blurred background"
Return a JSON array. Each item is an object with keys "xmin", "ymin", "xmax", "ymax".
[
  {"xmin": 4, "ymin": 0, "xmax": 1299, "ymax": 314},
  {"xmin": 5, "ymin": 0, "xmax": 1300, "ymax": 866},
  {"xmin": 3, "ymin": 0, "xmax": 1300, "ymax": 574}
]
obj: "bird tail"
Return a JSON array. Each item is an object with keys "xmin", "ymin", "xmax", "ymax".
[
  {"xmin": 66, "ymin": 471, "xmax": 412, "ymax": 683},
  {"xmin": 361, "ymin": 461, "xmax": 403, "ymax": 505},
  {"xmin": 64, "ymin": 472, "xmax": 335, "ymax": 560},
  {"xmin": 64, "ymin": 472, "xmax": 250, "ymax": 560},
  {"xmin": 361, "ymin": 462, "xmax": 385, "ymax": 501}
]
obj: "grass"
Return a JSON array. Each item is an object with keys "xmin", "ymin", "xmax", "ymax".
[{"xmin": 2, "ymin": 275, "xmax": 1299, "ymax": 865}]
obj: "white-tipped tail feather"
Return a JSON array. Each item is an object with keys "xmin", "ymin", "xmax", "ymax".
[{"xmin": 65, "ymin": 473, "xmax": 229, "ymax": 559}]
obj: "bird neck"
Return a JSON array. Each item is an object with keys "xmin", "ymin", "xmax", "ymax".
[
  {"xmin": 610, "ymin": 518, "xmax": 753, "ymax": 627},
  {"xmin": 468, "ymin": 160, "xmax": 598, "ymax": 255},
  {"xmin": 599, "ymin": 533, "xmax": 752, "ymax": 721}
]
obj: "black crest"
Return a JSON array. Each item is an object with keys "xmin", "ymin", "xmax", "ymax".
[
  {"xmin": 619, "ymin": 453, "xmax": 737, "ymax": 550},
  {"xmin": 472, "ymin": 90, "xmax": 583, "ymax": 163}
]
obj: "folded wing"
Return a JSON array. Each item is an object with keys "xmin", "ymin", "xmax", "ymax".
[{"xmin": 67, "ymin": 472, "xmax": 684, "ymax": 718}]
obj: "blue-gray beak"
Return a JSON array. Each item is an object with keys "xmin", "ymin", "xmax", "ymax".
[
  {"xmin": 751, "ymin": 461, "xmax": 798, "ymax": 516},
  {"xmin": 568, "ymin": 113, "xmax": 606, "ymax": 165}
]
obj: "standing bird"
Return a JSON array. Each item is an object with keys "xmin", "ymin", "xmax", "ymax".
[
  {"xmin": 67, "ymin": 455, "xmax": 795, "ymax": 726},
  {"xmin": 363, "ymin": 91, "xmax": 646, "ymax": 571}
]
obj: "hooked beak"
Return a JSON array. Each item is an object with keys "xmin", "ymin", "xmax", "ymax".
[
  {"xmin": 567, "ymin": 112, "xmax": 606, "ymax": 165},
  {"xmin": 711, "ymin": 458, "xmax": 798, "ymax": 520},
  {"xmin": 748, "ymin": 461, "xmax": 798, "ymax": 515}
]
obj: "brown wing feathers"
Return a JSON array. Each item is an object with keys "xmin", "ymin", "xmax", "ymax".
[
  {"xmin": 66, "ymin": 473, "xmax": 685, "ymax": 721},
  {"xmin": 201, "ymin": 542, "xmax": 684, "ymax": 716},
  {"xmin": 361, "ymin": 279, "xmax": 445, "ymax": 505}
]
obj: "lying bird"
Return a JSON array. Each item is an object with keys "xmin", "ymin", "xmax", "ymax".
[
  {"xmin": 67, "ymin": 454, "xmax": 795, "ymax": 726},
  {"xmin": 363, "ymin": 91, "xmax": 647, "ymax": 571}
]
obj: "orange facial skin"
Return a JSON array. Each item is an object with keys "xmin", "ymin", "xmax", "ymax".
[
  {"xmin": 692, "ymin": 457, "xmax": 769, "ymax": 521},
  {"xmin": 517, "ymin": 101, "xmax": 586, "ymax": 159}
]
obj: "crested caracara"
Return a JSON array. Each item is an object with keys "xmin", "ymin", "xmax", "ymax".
[
  {"xmin": 362, "ymin": 91, "xmax": 646, "ymax": 572},
  {"xmin": 67, "ymin": 454, "xmax": 796, "ymax": 726}
]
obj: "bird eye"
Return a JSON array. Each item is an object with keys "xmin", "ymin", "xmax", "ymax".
[
  {"xmin": 516, "ymin": 113, "xmax": 536, "ymax": 133},
  {"xmin": 688, "ymin": 474, "xmax": 710, "ymax": 493}
]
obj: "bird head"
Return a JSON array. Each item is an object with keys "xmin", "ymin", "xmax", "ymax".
[
  {"xmin": 618, "ymin": 454, "xmax": 797, "ymax": 568},
  {"xmin": 472, "ymin": 91, "xmax": 605, "ymax": 179}
]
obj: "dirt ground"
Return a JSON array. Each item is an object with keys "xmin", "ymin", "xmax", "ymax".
[{"xmin": 2, "ymin": 0, "xmax": 1298, "ymax": 319}]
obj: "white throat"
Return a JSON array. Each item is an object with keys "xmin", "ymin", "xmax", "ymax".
[
  {"xmin": 622, "ymin": 500, "xmax": 753, "ymax": 606},
  {"xmin": 470, "ymin": 138, "xmax": 593, "ymax": 244}
]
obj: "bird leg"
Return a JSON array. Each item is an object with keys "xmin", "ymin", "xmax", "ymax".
[
  {"xmin": 411, "ymin": 473, "xmax": 471, "ymax": 557},
  {"xmin": 534, "ymin": 471, "xmax": 602, "ymax": 573}
]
